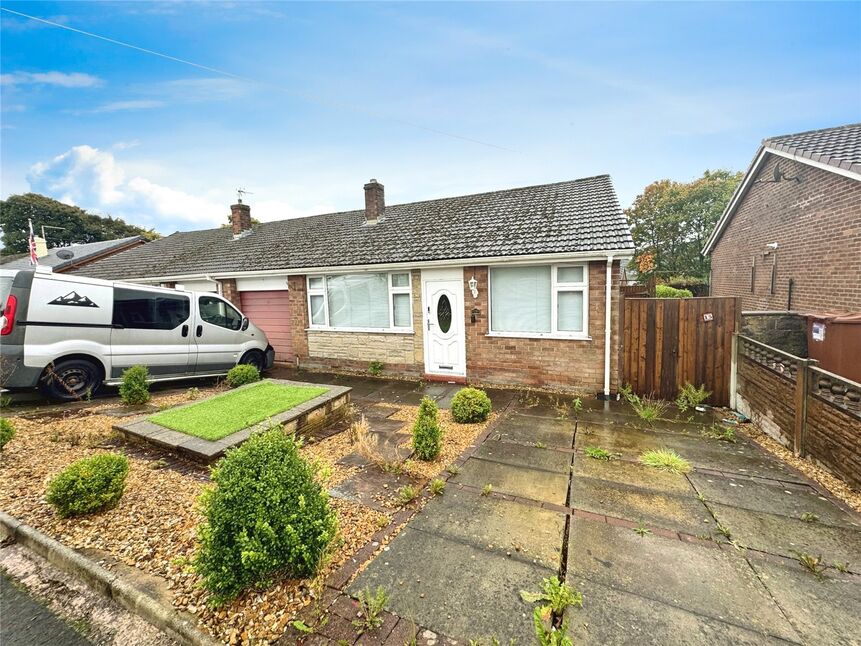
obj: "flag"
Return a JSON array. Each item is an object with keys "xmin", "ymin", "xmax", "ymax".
[{"xmin": 28, "ymin": 219, "xmax": 38, "ymax": 266}]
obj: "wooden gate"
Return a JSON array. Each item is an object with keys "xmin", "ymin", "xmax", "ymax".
[{"xmin": 621, "ymin": 297, "xmax": 739, "ymax": 407}]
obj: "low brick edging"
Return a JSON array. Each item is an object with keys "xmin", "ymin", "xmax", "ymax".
[{"xmin": 0, "ymin": 511, "xmax": 220, "ymax": 646}]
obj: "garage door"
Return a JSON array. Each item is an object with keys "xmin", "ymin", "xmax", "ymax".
[{"xmin": 238, "ymin": 290, "xmax": 292, "ymax": 362}]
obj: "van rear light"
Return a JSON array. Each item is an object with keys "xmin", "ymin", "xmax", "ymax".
[{"xmin": 1, "ymin": 294, "xmax": 17, "ymax": 335}]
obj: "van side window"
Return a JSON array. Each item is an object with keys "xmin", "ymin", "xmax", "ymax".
[
  {"xmin": 199, "ymin": 296, "xmax": 243, "ymax": 331},
  {"xmin": 113, "ymin": 288, "xmax": 190, "ymax": 330}
]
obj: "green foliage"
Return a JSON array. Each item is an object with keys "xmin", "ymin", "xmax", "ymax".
[
  {"xmin": 430, "ymin": 478, "xmax": 446, "ymax": 495},
  {"xmin": 119, "ymin": 365, "xmax": 150, "ymax": 405},
  {"xmin": 519, "ymin": 576, "xmax": 583, "ymax": 614},
  {"xmin": 625, "ymin": 169, "xmax": 743, "ymax": 281},
  {"xmin": 676, "ymin": 382, "xmax": 711, "ymax": 411},
  {"xmin": 793, "ymin": 551, "xmax": 827, "ymax": 580},
  {"xmin": 533, "ymin": 607, "xmax": 572, "ymax": 646},
  {"xmin": 481, "ymin": 483, "xmax": 493, "ymax": 496},
  {"xmin": 0, "ymin": 192, "xmax": 159, "ymax": 254},
  {"xmin": 397, "ymin": 484, "xmax": 418, "ymax": 505},
  {"xmin": 353, "ymin": 586, "xmax": 389, "ymax": 633},
  {"xmin": 450, "ymin": 387, "xmax": 492, "ymax": 423},
  {"xmin": 655, "ymin": 284, "xmax": 693, "ymax": 298},
  {"xmin": 634, "ymin": 521, "xmax": 652, "ymax": 537},
  {"xmin": 367, "ymin": 361, "xmax": 384, "ymax": 377},
  {"xmin": 639, "ymin": 448, "xmax": 692, "ymax": 474},
  {"xmin": 620, "ymin": 385, "xmax": 668, "ymax": 423},
  {"xmin": 0, "ymin": 418, "xmax": 15, "ymax": 450},
  {"xmin": 800, "ymin": 512, "xmax": 819, "ymax": 523},
  {"xmin": 193, "ymin": 429, "xmax": 337, "ymax": 605},
  {"xmin": 46, "ymin": 453, "xmax": 129, "ymax": 517},
  {"xmin": 584, "ymin": 446, "xmax": 618, "ymax": 461},
  {"xmin": 226, "ymin": 364, "xmax": 261, "ymax": 388},
  {"xmin": 412, "ymin": 396, "xmax": 442, "ymax": 461},
  {"xmin": 703, "ymin": 424, "xmax": 736, "ymax": 443}
]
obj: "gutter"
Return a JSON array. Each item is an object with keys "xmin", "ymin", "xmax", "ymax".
[{"xmin": 604, "ymin": 253, "xmax": 614, "ymax": 398}]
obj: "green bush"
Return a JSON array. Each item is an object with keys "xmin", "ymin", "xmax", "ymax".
[
  {"xmin": 450, "ymin": 387, "xmax": 492, "ymax": 423},
  {"xmin": 46, "ymin": 453, "xmax": 129, "ymax": 517},
  {"xmin": 368, "ymin": 361, "xmax": 384, "ymax": 377},
  {"xmin": 655, "ymin": 284, "xmax": 693, "ymax": 298},
  {"xmin": 0, "ymin": 418, "xmax": 15, "ymax": 450},
  {"xmin": 412, "ymin": 396, "xmax": 442, "ymax": 461},
  {"xmin": 226, "ymin": 364, "xmax": 261, "ymax": 388},
  {"xmin": 193, "ymin": 429, "xmax": 337, "ymax": 605},
  {"xmin": 119, "ymin": 365, "xmax": 150, "ymax": 405}
]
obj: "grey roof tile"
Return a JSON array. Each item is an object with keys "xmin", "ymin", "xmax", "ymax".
[
  {"xmin": 0, "ymin": 236, "xmax": 142, "ymax": 270},
  {"xmin": 72, "ymin": 175, "xmax": 633, "ymax": 281},
  {"xmin": 764, "ymin": 123, "xmax": 861, "ymax": 173}
]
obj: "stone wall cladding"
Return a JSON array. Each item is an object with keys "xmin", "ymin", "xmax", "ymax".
[
  {"xmin": 462, "ymin": 261, "xmax": 621, "ymax": 394},
  {"xmin": 805, "ymin": 395, "xmax": 861, "ymax": 490},
  {"xmin": 736, "ymin": 355, "xmax": 796, "ymax": 448},
  {"xmin": 710, "ymin": 156, "xmax": 861, "ymax": 313},
  {"xmin": 741, "ymin": 311, "xmax": 808, "ymax": 357}
]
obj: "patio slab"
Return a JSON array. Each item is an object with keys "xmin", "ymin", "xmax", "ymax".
[
  {"xmin": 350, "ymin": 527, "xmax": 551, "ymax": 643},
  {"xmin": 572, "ymin": 457, "xmax": 695, "ymax": 496},
  {"xmin": 408, "ymin": 488, "xmax": 566, "ymax": 569},
  {"xmin": 450, "ymin": 457, "xmax": 569, "ymax": 505},
  {"xmin": 329, "ymin": 466, "xmax": 421, "ymax": 512},
  {"xmin": 708, "ymin": 502, "xmax": 861, "ymax": 566},
  {"xmin": 566, "ymin": 519, "xmax": 797, "ymax": 641},
  {"xmin": 491, "ymin": 414, "xmax": 575, "ymax": 449},
  {"xmin": 475, "ymin": 439, "xmax": 572, "ymax": 474}
]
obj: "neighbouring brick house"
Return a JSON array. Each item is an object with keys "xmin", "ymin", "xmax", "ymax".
[{"xmin": 73, "ymin": 176, "xmax": 634, "ymax": 396}]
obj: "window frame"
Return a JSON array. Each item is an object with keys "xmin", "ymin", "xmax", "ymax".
[
  {"xmin": 487, "ymin": 263, "xmax": 590, "ymax": 340},
  {"xmin": 112, "ymin": 287, "xmax": 190, "ymax": 331},
  {"xmin": 306, "ymin": 271, "xmax": 414, "ymax": 333},
  {"xmin": 198, "ymin": 294, "xmax": 244, "ymax": 331}
]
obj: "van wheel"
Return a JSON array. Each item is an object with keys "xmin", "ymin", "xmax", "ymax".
[
  {"xmin": 40, "ymin": 359, "xmax": 101, "ymax": 402},
  {"xmin": 239, "ymin": 350, "xmax": 265, "ymax": 372}
]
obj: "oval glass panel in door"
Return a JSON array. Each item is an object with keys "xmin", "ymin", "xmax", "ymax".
[{"xmin": 437, "ymin": 294, "xmax": 452, "ymax": 333}]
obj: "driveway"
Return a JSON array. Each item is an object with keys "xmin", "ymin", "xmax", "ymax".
[{"xmin": 352, "ymin": 391, "xmax": 861, "ymax": 644}]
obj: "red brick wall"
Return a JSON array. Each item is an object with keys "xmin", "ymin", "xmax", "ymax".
[
  {"xmin": 287, "ymin": 275, "xmax": 309, "ymax": 361},
  {"xmin": 219, "ymin": 278, "xmax": 241, "ymax": 307},
  {"xmin": 710, "ymin": 156, "xmax": 861, "ymax": 313},
  {"xmin": 462, "ymin": 261, "xmax": 621, "ymax": 394}
]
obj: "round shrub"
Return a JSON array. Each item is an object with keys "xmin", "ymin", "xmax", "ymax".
[
  {"xmin": 0, "ymin": 418, "xmax": 15, "ymax": 450},
  {"xmin": 226, "ymin": 364, "xmax": 261, "ymax": 388},
  {"xmin": 194, "ymin": 429, "xmax": 337, "ymax": 605},
  {"xmin": 412, "ymin": 396, "xmax": 442, "ymax": 461},
  {"xmin": 450, "ymin": 387, "xmax": 492, "ymax": 423},
  {"xmin": 119, "ymin": 365, "xmax": 151, "ymax": 405},
  {"xmin": 46, "ymin": 453, "xmax": 130, "ymax": 517},
  {"xmin": 655, "ymin": 284, "xmax": 693, "ymax": 298}
]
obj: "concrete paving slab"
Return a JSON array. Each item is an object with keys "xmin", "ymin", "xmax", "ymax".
[
  {"xmin": 572, "ymin": 457, "xmax": 695, "ymax": 496},
  {"xmin": 566, "ymin": 519, "xmax": 796, "ymax": 641},
  {"xmin": 329, "ymin": 467, "xmax": 420, "ymax": 512},
  {"xmin": 475, "ymin": 439, "xmax": 572, "ymax": 474},
  {"xmin": 709, "ymin": 503, "xmax": 861, "ymax": 566},
  {"xmin": 568, "ymin": 476, "xmax": 712, "ymax": 534},
  {"xmin": 451, "ymin": 457, "xmax": 570, "ymax": 505},
  {"xmin": 485, "ymin": 388, "xmax": 516, "ymax": 412},
  {"xmin": 510, "ymin": 392, "xmax": 580, "ymax": 419},
  {"xmin": 491, "ymin": 414, "xmax": 575, "ymax": 449},
  {"xmin": 409, "ymin": 489, "xmax": 566, "ymax": 569},
  {"xmin": 350, "ymin": 527, "xmax": 552, "ymax": 643},
  {"xmin": 748, "ymin": 558, "xmax": 861, "ymax": 646},
  {"xmin": 565, "ymin": 575, "xmax": 795, "ymax": 646},
  {"xmin": 690, "ymin": 473, "xmax": 861, "ymax": 530}
]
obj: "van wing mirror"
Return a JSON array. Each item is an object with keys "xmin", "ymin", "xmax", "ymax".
[{"xmin": 241, "ymin": 317, "xmax": 249, "ymax": 331}]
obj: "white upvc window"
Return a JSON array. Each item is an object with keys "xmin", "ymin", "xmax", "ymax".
[
  {"xmin": 488, "ymin": 264, "xmax": 589, "ymax": 339},
  {"xmin": 306, "ymin": 271, "xmax": 413, "ymax": 332}
]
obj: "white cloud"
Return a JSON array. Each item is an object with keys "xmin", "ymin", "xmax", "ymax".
[
  {"xmin": 0, "ymin": 71, "xmax": 103, "ymax": 88},
  {"xmin": 86, "ymin": 100, "xmax": 165, "ymax": 114},
  {"xmin": 112, "ymin": 140, "xmax": 141, "ymax": 151}
]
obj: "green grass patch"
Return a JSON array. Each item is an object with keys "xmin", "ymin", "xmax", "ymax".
[
  {"xmin": 150, "ymin": 382, "xmax": 328, "ymax": 441},
  {"xmin": 638, "ymin": 448, "xmax": 692, "ymax": 474}
]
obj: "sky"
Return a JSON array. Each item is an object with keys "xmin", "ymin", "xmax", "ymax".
[{"xmin": 1, "ymin": 1, "xmax": 859, "ymax": 236}]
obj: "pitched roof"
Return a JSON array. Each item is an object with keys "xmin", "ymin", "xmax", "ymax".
[
  {"xmin": 73, "ymin": 175, "xmax": 633, "ymax": 281},
  {"xmin": 764, "ymin": 123, "xmax": 861, "ymax": 175},
  {"xmin": 0, "ymin": 236, "xmax": 143, "ymax": 271}
]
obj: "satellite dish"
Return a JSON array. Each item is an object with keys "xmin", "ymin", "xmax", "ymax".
[{"xmin": 56, "ymin": 249, "xmax": 75, "ymax": 260}]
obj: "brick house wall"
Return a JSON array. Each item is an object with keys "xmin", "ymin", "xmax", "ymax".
[
  {"xmin": 218, "ymin": 278, "xmax": 241, "ymax": 307},
  {"xmin": 710, "ymin": 156, "xmax": 861, "ymax": 313}
]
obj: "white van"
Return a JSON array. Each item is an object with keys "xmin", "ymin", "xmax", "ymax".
[{"xmin": 1, "ymin": 268, "xmax": 274, "ymax": 401}]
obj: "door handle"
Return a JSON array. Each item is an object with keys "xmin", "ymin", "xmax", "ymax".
[
  {"xmin": 181, "ymin": 324, "xmax": 189, "ymax": 337},
  {"xmin": 196, "ymin": 325, "xmax": 203, "ymax": 337}
]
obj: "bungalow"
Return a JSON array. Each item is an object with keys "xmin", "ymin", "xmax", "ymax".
[
  {"xmin": 72, "ymin": 176, "xmax": 634, "ymax": 396},
  {"xmin": 0, "ymin": 235, "xmax": 145, "ymax": 272}
]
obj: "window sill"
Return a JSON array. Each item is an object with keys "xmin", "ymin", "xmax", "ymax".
[
  {"xmin": 306, "ymin": 327, "xmax": 415, "ymax": 335},
  {"xmin": 485, "ymin": 332, "xmax": 592, "ymax": 341}
]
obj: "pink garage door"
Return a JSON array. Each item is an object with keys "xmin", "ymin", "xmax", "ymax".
[{"xmin": 238, "ymin": 290, "xmax": 292, "ymax": 362}]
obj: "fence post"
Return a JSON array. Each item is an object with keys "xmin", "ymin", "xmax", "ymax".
[
  {"xmin": 729, "ymin": 333, "xmax": 738, "ymax": 410},
  {"xmin": 793, "ymin": 359, "xmax": 817, "ymax": 457}
]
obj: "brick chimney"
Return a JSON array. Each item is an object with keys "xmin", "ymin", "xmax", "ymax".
[
  {"xmin": 230, "ymin": 201, "xmax": 252, "ymax": 237},
  {"xmin": 364, "ymin": 179, "xmax": 384, "ymax": 224}
]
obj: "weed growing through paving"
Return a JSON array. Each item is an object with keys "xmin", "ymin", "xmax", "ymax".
[
  {"xmin": 676, "ymin": 382, "xmax": 711, "ymax": 412},
  {"xmin": 446, "ymin": 464, "xmax": 460, "ymax": 475},
  {"xmin": 638, "ymin": 448, "xmax": 692, "ymax": 474},
  {"xmin": 835, "ymin": 562, "xmax": 850, "ymax": 573},
  {"xmin": 620, "ymin": 385, "xmax": 668, "ymax": 424},
  {"xmin": 716, "ymin": 523, "xmax": 732, "ymax": 540},
  {"xmin": 291, "ymin": 620, "xmax": 313, "ymax": 634},
  {"xmin": 535, "ymin": 441, "xmax": 547, "ymax": 449},
  {"xmin": 793, "ymin": 551, "xmax": 828, "ymax": 580},
  {"xmin": 398, "ymin": 485, "xmax": 418, "ymax": 505},
  {"xmin": 800, "ymin": 512, "xmax": 819, "ymax": 523},
  {"xmin": 584, "ymin": 446, "xmax": 619, "ymax": 461},
  {"xmin": 353, "ymin": 586, "xmax": 389, "ymax": 633},
  {"xmin": 521, "ymin": 576, "xmax": 582, "ymax": 646},
  {"xmin": 482, "ymin": 483, "xmax": 493, "ymax": 496},
  {"xmin": 533, "ymin": 610, "xmax": 573, "ymax": 646},
  {"xmin": 702, "ymin": 424, "xmax": 737, "ymax": 443},
  {"xmin": 633, "ymin": 521, "xmax": 652, "ymax": 537},
  {"xmin": 469, "ymin": 638, "xmax": 514, "ymax": 646},
  {"xmin": 186, "ymin": 387, "xmax": 200, "ymax": 401},
  {"xmin": 430, "ymin": 478, "xmax": 446, "ymax": 495}
]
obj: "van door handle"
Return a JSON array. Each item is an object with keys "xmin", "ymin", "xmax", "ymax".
[
  {"xmin": 181, "ymin": 324, "xmax": 189, "ymax": 337},
  {"xmin": 196, "ymin": 325, "xmax": 203, "ymax": 337}
]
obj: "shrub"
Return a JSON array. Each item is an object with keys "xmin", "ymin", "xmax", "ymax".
[
  {"xmin": 655, "ymin": 284, "xmax": 693, "ymax": 298},
  {"xmin": 450, "ymin": 387, "xmax": 492, "ymax": 423},
  {"xmin": 368, "ymin": 361, "xmax": 384, "ymax": 377},
  {"xmin": 412, "ymin": 397, "xmax": 442, "ymax": 461},
  {"xmin": 193, "ymin": 429, "xmax": 337, "ymax": 604},
  {"xmin": 676, "ymin": 382, "xmax": 711, "ymax": 412},
  {"xmin": 119, "ymin": 365, "xmax": 150, "ymax": 405},
  {"xmin": 0, "ymin": 418, "xmax": 15, "ymax": 450},
  {"xmin": 226, "ymin": 364, "xmax": 261, "ymax": 388},
  {"xmin": 46, "ymin": 453, "xmax": 129, "ymax": 517}
]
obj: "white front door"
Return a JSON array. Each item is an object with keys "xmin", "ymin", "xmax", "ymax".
[{"xmin": 422, "ymin": 268, "xmax": 466, "ymax": 377}]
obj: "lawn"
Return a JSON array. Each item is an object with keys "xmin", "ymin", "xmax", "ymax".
[{"xmin": 150, "ymin": 381, "xmax": 329, "ymax": 440}]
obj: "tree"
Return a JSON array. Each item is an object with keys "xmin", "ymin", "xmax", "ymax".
[
  {"xmin": 625, "ymin": 170, "xmax": 742, "ymax": 281},
  {"xmin": 0, "ymin": 193, "xmax": 159, "ymax": 254}
]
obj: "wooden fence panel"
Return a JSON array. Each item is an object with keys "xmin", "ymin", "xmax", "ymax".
[{"xmin": 621, "ymin": 297, "xmax": 739, "ymax": 406}]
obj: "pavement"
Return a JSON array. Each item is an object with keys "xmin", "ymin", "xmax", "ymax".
[{"xmin": 1, "ymin": 574, "xmax": 92, "ymax": 646}]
